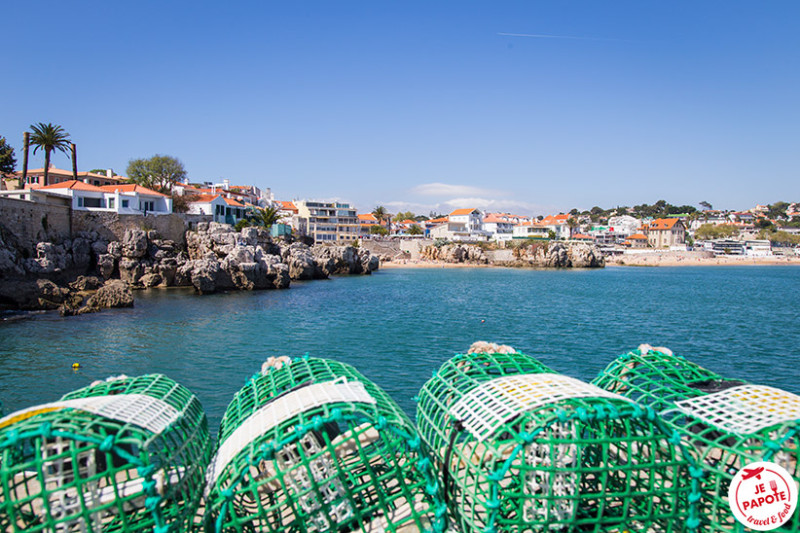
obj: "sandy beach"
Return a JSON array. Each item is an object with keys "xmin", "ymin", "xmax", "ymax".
[
  {"xmin": 380, "ymin": 254, "xmax": 800, "ymax": 269},
  {"xmin": 605, "ymin": 253, "xmax": 800, "ymax": 267}
]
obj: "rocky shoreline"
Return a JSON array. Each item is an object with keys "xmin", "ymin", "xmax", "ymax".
[
  {"xmin": 399, "ymin": 241, "xmax": 605, "ymax": 268},
  {"xmin": 0, "ymin": 222, "xmax": 379, "ymax": 316}
]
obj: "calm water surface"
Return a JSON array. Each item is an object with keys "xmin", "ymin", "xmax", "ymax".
[{"xmin": 1, "ymin": 266, "xmax": 798, "ymax": 431}]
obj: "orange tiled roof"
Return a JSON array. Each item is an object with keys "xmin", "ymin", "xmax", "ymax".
[
  {"xmin": 628, "ymin": 233, "xmax": 648, "ymax": 240},
  {"xmin": 429, "ymin": 216, "xmax": 449, "ymax": 224},
  {"xmin": 100, "ymin": 184, "xmax": 167, "ymax": 197},
  {"xmin": 188, "ymin": 194, "xmax": 222, "ymax": 203},
  {"xmin": 17, "ymin": 168, "xmax": 126, "ymax": 181},
  {"xmin": 572, "ymin": 233, "xmax": 592, "ymax": 239},
  {"xmin": 449, "ymin": 208, "xmax": 478, "ymax": 216},
  {"xmin": 649, "ymin": 218, "xmax": 680, "ymax": 230},
  {"xmin": 37, "ymin": 180, "xmax": 103, "ymax": 192},
  {"xmin": 483, "ymin": 214, "xmax": 511, "ymax": 223},
  {"xmin": 541, "ymin": 214, "xmax": 569, "ymax": 225},
  {"xmin": 358, "ymin": 213, "xmax": 377, "ymax": 222},
  {"xmin": 223, "ymin": 197, "xmax": 244, "ymax": 207},
  {"xmin": 276, "ymin": 200, "xmax": 298, "ymax": 212}
]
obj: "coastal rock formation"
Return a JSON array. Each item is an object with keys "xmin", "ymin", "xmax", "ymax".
[
  {"xmin": 181, "ymin": 223, "xmax": 292, "ymax": 293},
  {"xmin": 419, "ymin": 244, "xmax": 489, "ymax": 264},
  {"xmin": 0, "ymin": 219, "xmax": 378, "ymax": 311},
  {"xmin": 60, "ymin": 279, "xmax": 135, "ymax": 316},
  {"xmin": 415, "ymin": 240, "xmax": 603, "ymax": 268},
  {"xmin": 83, "ymin": 280, "xmax": 135, "ymax": 312},
  {"xmin": 510, "ymin": 241, "xmax": 604, "ymax": 268},
  {"xmin": 311, "ymin": 245, "xmax": 375, "ymax": 276},
  {"xmin": 282, "ymin": 243, "xmax": 321, "ymax": 280}
]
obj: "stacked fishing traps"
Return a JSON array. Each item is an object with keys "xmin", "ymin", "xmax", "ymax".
[
  {"xmin": 0, "ymin": 374, "xmax": 212, "ymax": 532},
  {"xmin": 204, "ymin": 356, "xmax": 447, "ymax": 533},
  {"xmin": 593, "ymin": 346, "xmax": 800, "ymax": 532},
  {"xmin": 416, "ymin": 350, "xmax": 701, "ymax": 533}
]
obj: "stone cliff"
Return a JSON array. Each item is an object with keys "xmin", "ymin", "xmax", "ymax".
[{"xmin": 0, "ymin": 222, "xmax": 379, "ymax": 314}]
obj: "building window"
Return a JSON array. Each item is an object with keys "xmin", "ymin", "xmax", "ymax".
[
  {"xmin": 77, "ymin": 197, "xmax": 84, "ymax": 207},
  {"xmin": 108, "ymin": 198, "xmax": 115, "ymax": 209},
  {"xmin": 122, "ymin": 200, "xmax": 129, "ymax": 208}
]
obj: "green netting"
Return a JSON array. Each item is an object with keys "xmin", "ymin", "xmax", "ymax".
[
  {"xmin": 416, "ymin": 351, "xmax": 701, "ymax": 533},
  {"xmin": 593, "ymin": 347, "xmax": 800, "ymax": 532},
  {"xmin": 0, "ymin": 373, "xmax": 212, "ymax": 533},
  {"xmin": 204, "ymin": 356, "xmax": 447, "ymax": 533}
]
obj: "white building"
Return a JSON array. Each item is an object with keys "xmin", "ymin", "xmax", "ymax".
[
  {"xmin": 482, "ymin": 213, "xmax": 517, "ymax": 241},
  {"xmin": 744, "ymin": 240, "xmax": 773, "ymax": 257},
  {"xmin": 429, "ymin": 208, "xmax": 490, "ymax": 241},
  {"xmin": 512, "ymin": 221, "xmax": 551, "ymax": 239},
  {"xmin": 186, "ymin": 194, "xmax": 249, "ymax": 224},
  {"xmin": 606, "ymin": 215, "xmax": 641, "ymax": 238},
  {"xmin": 35, "ymin": 180, "xmax": 172, "ymax": 214}
]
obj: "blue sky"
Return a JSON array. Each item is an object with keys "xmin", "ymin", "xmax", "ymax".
[{"xmin": 4, "ymin": 1, "xmax": 798, "ymax": 215}]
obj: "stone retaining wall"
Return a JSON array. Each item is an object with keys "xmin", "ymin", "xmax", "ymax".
[
  {"xmin": 0, "ymin": 196, "xmax": 71, "ymax": 249},
  {"xmin": 71, "ymin": 212, "xmax": 192, "ymax": 245}
]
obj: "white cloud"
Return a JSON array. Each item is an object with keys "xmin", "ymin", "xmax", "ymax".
[
  {"xmin": 411, "ymin": 182, "xmax": 506, "ymax": 198},
  {"xmin": 443, "ymin": 197, "xmax": 545, "ymax": 213}
]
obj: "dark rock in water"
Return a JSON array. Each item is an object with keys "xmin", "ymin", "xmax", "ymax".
[
  {"xmin": 156, "ymin": 258, "xmax": 179, "ymax": 286},
  {"xmin": 68, "ymin": 276, "xmax": 103, "ymax": 292},
  {"xmin": 80, "ymin": 280, "xmax": 134, "ymax": 314},
  {"xmin": 140, "ymin": 272, "xmax": 163, "ymax": 288},
  {"xmin": 118, "ymin": 257, "xmax": 145, "ymax": 284},
  {"xmin": 35, "ymin": 279, "xmax": 78, "ymax": 309},
  {"xmin": 97, "ymin": 254, "xmax": 116, "ymax": 280}
]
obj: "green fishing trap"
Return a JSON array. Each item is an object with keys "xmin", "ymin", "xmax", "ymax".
[
  {"xmin": 204, "ymin": 356, "xmax": 447, "ymax": 533},
  {"xmin": 416, "ymin": 350, "xmax": 700, "ymax": 533},
  {"xmin": 592, "ymin": 347, "xmax": 800, "ymax": 532},
  {"xmin": 0, "ymin": 373, "xmax": 212, "ymax": 533}
]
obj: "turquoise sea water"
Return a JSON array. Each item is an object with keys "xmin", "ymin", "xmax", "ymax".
[{"xmin": 1, "ymin": 266, "xmax": 798, "ymax": 431}]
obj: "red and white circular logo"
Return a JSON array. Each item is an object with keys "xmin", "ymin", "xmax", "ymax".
[{"xmin": 729, "ymin": 461, "xmax": 798, "ymax": 531}]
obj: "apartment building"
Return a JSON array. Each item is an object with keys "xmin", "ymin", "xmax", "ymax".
[{"xmin": 295, "ymin": 200, "xmax": 359, "ymax": 243}]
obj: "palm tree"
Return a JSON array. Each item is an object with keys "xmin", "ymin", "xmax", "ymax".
[
  {"xmin": 567, "ymin": 217, "xmax": 579, "ymax": 238},
  {"xmin": 29, "ymin": 123, "xmax": 71, "ymax": 185},
  {"xmin": 255, "ymin": 205, "xmax": 284, "ymax": 230},
  {"xmin": 372, "ymin": 206, "xmax": 390, "ymax": 234}
]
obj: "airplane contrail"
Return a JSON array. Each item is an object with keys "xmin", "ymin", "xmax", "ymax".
[{"xmin": 497, "ymin": 32, "xmax": 628, "ymax": 42}]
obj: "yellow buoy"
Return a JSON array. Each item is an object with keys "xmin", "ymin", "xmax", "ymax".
[{"xmin": 72, "ymin": 363, "xmax": 80, "ymax": 370}]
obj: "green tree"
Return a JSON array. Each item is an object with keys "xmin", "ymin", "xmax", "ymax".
[
  {"xmin": 372, "ymin": 206, "xmax": 390, "ymax": 232},
  {"xmin": 408, "ymin": 224, "xmax": 423, "ymax": 235},
  {"xmin": 253, "ymin": 205, "xmax": 284, "ymax": 229},
  {"xmin": 767, "ymin": 202, "xmax": 790, "ymax": 220},
  {"xmin": 29, "ymin": 123, "xmax": 71, "ymax": 184},
  {"xmin": 699, "ymin": 200, "xmax": 713, "ymax": 211},
  {"xmin": 89, "ymin": 168, "xmax": 116, "ymax": 175},
  {"xmin": 369, "ymin": 225, "xmax": 388, "ymax": 236},
  {"xmin": 755, "ymin": 218, "xmax": 774, "ymax": 230},
  {"xmin": 767, "ymin": 231, "xmax": 800, "ymax": 245},
  {"xmin": 695, "ymin": 223, "xmax": 739, "ymax": 240},
  {"xmin": 0, "ymin": 137, "xmax": 16, "ymax": 175},
  {"xmin": 126, "ymin": 154, "xmax": 187, "ymax": 192},
  {"xmin": 566, "ymin": 217, "xmax": 579, "ymax": 237},
  {"xmin": 393, "ymin": 211, "xmax": 415, "ymax": 222}
]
